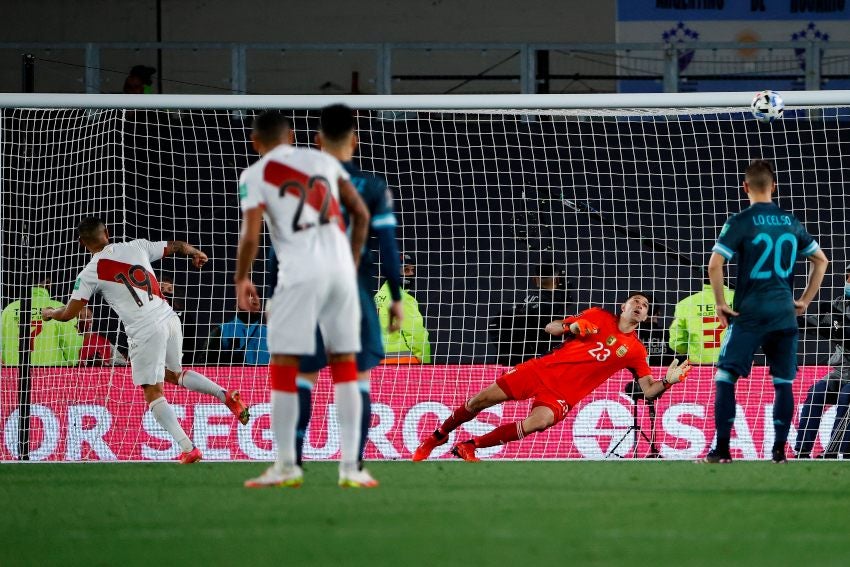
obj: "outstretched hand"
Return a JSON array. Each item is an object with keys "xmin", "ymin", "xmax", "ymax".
[{"xmin": 664, "ymin": 358, "xmax": 692, "ymax": 385}]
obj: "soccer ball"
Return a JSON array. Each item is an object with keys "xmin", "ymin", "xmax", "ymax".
[{"xmin": 751, "ymin": 90, "xmax": 784, "ymax": 123}]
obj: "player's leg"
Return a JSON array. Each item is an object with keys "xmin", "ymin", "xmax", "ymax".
[
  {"xmin": 295, "ymin": 328, "xmax": 325, "ymax": 466},
  {"xmin": 795, "ymin": 375, "xmax": 834, "ymax": 458},
  {"xmin": 763, "ymin": 328, "xmax": 799, "ymax": 463},
  {"xmin": 319, "ymin": 273, "xmax": 367, "ymax": 486},
  {"xmin": 245, "ymin": 279, "xmax": 321, "ymax": 488},
  {"xmin": 355, "ymin": 285, "xmax": 384, "ymax": 472},
  {"xmin": 131, "ymin": 327, "xmax": 199, "ymax": 463},
  {"xmin": 413, "ymin": 364, "xmax": 539, "ymax": 461},
  {"xmin": 453, "ymin": 404, "xmax": 559, "ymax": 462},
  {"xmin": 161, "ymin": 315, "xmax": 251, "ymax": 425},
  {"xmin": 706, "ymin": 323, "xmax": 757, "ymax": 463}
]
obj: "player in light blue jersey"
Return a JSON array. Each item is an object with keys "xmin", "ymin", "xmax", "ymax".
[{"xmin": 704, "ymin": 159, "xmax": 828, "ymax": 464}]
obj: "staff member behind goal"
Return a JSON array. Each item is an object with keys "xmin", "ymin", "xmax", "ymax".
[
  {"xmin": 42, "ymin": 218, "xmax": 250, "ymax": 464},
  {"xmin": 413, "ymin": 292, "xmax": 691, "ymax": 462}
]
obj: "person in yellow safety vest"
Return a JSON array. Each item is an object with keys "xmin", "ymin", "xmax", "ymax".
[
  {"xmin": 375, "ymin": 253, "xmax": 431, "ymax": 364},
  {"xmin": 1, "ymin": 279, "xmax": 83, "ymax": 366},
  {"xmin": 668, "ymin": 283, "xmax": 735, "ymax": 364}
]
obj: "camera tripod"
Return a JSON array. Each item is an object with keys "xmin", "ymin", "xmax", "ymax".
[{"xmin": 606, "ymin": 395, "xmax": 661, "ymax": 459}]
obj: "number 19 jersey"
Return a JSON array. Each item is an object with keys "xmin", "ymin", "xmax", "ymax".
[{"xmin": 71, "ymin": 239, "xmax": 172, "ymax": 340}]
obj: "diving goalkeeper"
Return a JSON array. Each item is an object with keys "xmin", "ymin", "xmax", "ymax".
[{"xmin": 413, "ymin": 292, "xmax": 690, "ymax": 461}]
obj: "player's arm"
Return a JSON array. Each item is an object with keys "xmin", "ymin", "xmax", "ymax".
[
  {"xmin": 165, "ymin": 240, "xmax": 208, "ymax": 269},
  {"xmin": 545, "ymin": 312, "xmax": 598, "ymax": 338},
  {"xmin": 637, "ymin": 358, "xmax": 691, "ymax": 399},
  {"xmin": 795, "ymin": 249, "xmax": 829, "ymax": 316},
  {"xmin": 234, "ymin": 207, "xmax": 263, "ymax": 312},
  {"xmin": 42, "ymin": 299, "xmax": 87, "ymax": 323},
  {"xmin": 708, "ymin": 252, "xmax": 738, "ymax": 327},
  {"xmin": 338, "ymin": 177, "xmax": 369, "ymax": 267}
]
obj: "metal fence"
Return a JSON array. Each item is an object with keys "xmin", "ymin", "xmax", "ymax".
[{"xmin": 2, "ymin": 41, "xmax": 849, "ymax": 95}]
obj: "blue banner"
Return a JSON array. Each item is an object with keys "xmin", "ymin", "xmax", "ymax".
[{"xmin": 618, "ymin": 1, "xmax": 850, "ymax": 21}]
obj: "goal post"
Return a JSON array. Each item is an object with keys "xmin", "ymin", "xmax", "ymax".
[{"xmin": 1, "ymin": 91, "xmax": 849, "ymax": 462}]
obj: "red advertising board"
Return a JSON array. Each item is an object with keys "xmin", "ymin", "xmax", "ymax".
[{"xmin": 0, "ymin": 365, "xmax": 837, "ymax": 461}]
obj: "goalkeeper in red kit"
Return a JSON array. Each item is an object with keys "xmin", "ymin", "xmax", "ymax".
[{"xmin": 413, "ymin": 292, "xmax": 691, "ymax": 461}]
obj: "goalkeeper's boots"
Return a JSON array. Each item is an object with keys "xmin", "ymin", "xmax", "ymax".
[
  {"xmin": 702, "ymin": 449, "xmax": 732, "ymax": 464},
  {"xmin": 178, "ymin": 446, "xmax": 202, "ymax": 464},
  {"xmin": 244, "ymin": 465, "xmax": 304, "ymax": 488},
  {"xmin": 339, "ymin": 468, "xmax": 379, "ymax": 489},
  {"xmin": 771, "ymin": 444, "xmax": 788, "ymax": 464},
  {"xmin": 451, "ymin": 440, "xmax": 480, "ymax": 462},
  {"xmin": 412, "ymin": 430, "xmax": 448, "ymax": 461},
  {"xmin": 224, "ymin": 389, "xmax": 250, "ymax": 425}
]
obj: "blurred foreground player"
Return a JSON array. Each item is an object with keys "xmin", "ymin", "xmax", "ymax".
[
  {"xmin": 42, "ymin": 218, "xmax": 249, "ymax": 464},
  {"xmin": 290, "ymin": 105, "xmax": 405, "ymax": 487},
  {"xmin": 413, "ymin": 293, "xmax": 690, "ymax": 461},
  {"xmin": 236, "ymin": 111, "xmax": 371, "ymax": 488}
]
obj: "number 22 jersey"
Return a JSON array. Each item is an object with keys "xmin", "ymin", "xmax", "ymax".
[
  {"xmin": 238, "ymin": 144, "xmax": 353, "ymax": 281},
  {"xmin": 71, "ymin": 240, "xmax": 173, "ymax": 340}
]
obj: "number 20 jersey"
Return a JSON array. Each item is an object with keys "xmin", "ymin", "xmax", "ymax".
[
  {"xmin": 71, "ymin": 239, "xmax": 173, "ymax": 340},
  {"xmin": 712, "ymin": 201, "xmax": 819, "ymax": 331},
  {"xmin": 238, "ymin": 144, "xmax": 353, "ymax": 279}
]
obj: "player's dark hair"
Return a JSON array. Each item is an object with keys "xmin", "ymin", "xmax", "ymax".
[
  {"xmin": 624, "ymin": 291, "xmax": 652, "ymax": 306},
  {"xmin": 252, "ymin": 111, "xmax": 293, "ymax": 144},
  {"xmin": 319, "ymin": 104, "xmax": 356, "ymax": 142},
  {"xmin": 78, "ymin": 217, "xmax": 106, "ymax": 243},
  {"xmin": 745, "ymin": 159, "xmax": 776, "ymax": 189}
]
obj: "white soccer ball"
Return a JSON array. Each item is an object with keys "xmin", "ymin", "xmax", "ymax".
[{"xmin": 751, "ymin": 90, "xmax": 784, "ymax": 123}]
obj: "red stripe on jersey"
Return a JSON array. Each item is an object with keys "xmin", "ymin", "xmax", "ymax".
[
  {"xmin": 96, "ymin": 258, "xmax": 164, "ymax": 299},
  {"xmin": 262, "ymin": 160, "xmax": 345, "ymax": 231}
]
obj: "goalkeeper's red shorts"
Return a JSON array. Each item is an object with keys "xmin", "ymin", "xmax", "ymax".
[{"xmin": 496, "ymin": 361, "xmax": 571, "ymax": 424}]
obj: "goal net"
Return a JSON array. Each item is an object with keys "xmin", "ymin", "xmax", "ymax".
[{"xmin": 1, "ymin": 93, "xmax": 849, "ymax": 461}]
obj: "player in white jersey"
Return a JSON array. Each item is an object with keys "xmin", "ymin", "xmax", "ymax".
[
  {"xmin": 42, "ymin": 217, "xmax": 250, "ymax": 464},
  {"xmin": 236, "ymin": 111, "xmax": 372, "ymax": 488}
]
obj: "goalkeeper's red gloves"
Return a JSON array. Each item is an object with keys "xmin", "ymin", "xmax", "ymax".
[
  {"xmin": 663, "ymin": 358, "xmax": 691, "ymax": 389},
  {"xmin": 567, "ymin": 318, "xmax": 599, "ymax": 338}
]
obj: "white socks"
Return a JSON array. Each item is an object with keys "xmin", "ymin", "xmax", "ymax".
[
  {"xmin": 179, "ymin": 370, "xmax": 226, "ymax": 402},
  {"xmin": 149, "ymin": 397, "xmax": 193, "ymax": 452},
  {"xmin": 271, "ymin": 391, "xmax": 298, "ymax": 471},
  {"xmin": 334, "ymin": 381, "xmax": 362, "ymax": 474}
]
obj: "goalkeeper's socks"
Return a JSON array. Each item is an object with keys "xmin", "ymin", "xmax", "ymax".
[
  {"xmin": 295, "ymin": 379, "xmax": 313, "ymax": 467},
  {"xmin": 270, "ymin": 365, "xmax": 299, "ymax": 469},
  {"xmin": 437, "ymin": 402, "xmax": 479, "ymax": 437},
  {"xmin": 358, "ymin": 381, "xmax": 371, "ymax": 468},
  {"xmin": 472, "ymin": 421, "xmax": 525, "ymax": 449},
  {"xmin": 714, "ymin": 378, "xmax": 737, "ymax": 440},
  {"xmin": 333, "ymin": 377, "xmax": 362, "ymax": 471},
  {"xmin": 149, "ymin": 397, "xmax": 194, "ymax": 453},
  {"xmin": 772, "ymin": 379, "xmax": 794, "ymax": 446},
  {"xmin": 179, "ymin": 370, "xmax": 227, "ymax": 402}
]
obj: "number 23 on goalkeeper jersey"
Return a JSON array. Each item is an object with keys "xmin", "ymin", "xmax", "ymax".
[{"xmin": 525, "ymin": 307, "xmax": 651, "ymax": 408}]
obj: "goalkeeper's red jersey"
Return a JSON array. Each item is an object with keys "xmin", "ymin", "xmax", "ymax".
[{"xmin": 527, "ymin": 307, "xmax": 651, "ymax": 407}]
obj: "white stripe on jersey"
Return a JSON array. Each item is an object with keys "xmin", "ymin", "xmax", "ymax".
[{"xmin": 71, "ymin": 240, "xmax": 174, "ymax": 340}]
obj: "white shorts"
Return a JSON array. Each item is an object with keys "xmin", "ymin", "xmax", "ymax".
[
  {"xmin": 267, "ymin": 270, "xmax": 361, "ymax": 356},
  {"xmin": 127, "ymin": 314, "xmax": 183, "ymax": 386}
]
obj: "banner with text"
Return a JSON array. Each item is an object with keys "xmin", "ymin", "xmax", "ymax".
[{"xmin": 0, "ymin": 365, "xmax": 838, "ymax": 461}]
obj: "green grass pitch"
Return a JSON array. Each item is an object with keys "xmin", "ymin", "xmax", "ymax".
[{"xmin": 3, "ymin": 461, "xmax": 849, "ymax": 566}]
